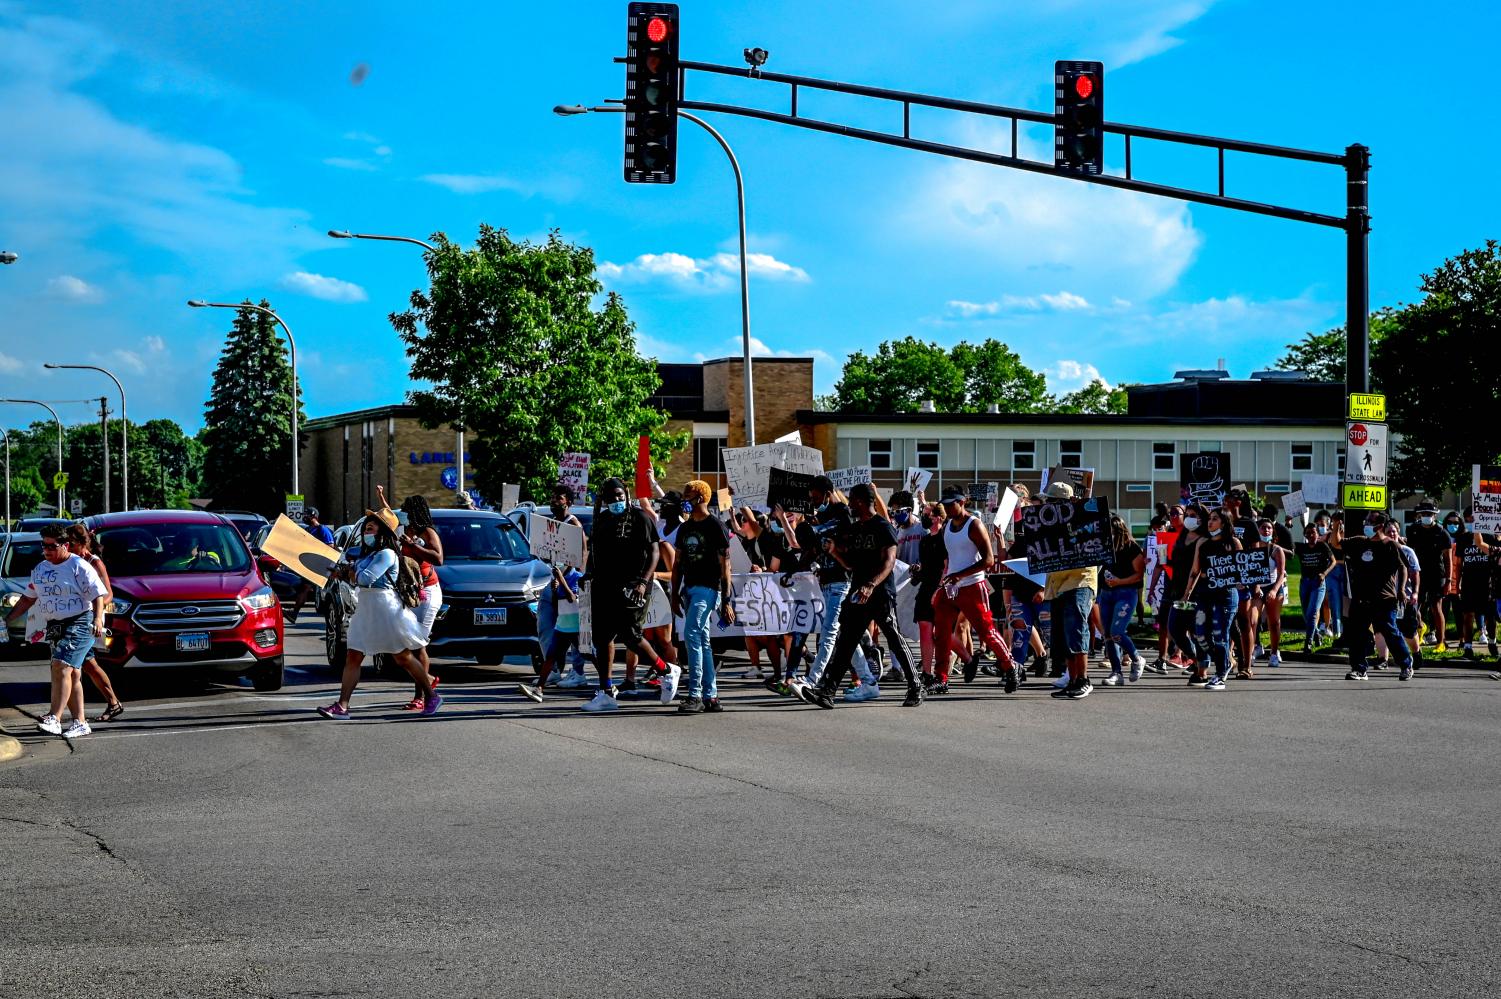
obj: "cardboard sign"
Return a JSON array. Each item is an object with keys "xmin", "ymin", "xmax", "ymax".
[
  {"xmin": 994, "ymin": 486, "xmax": 1020, "ymax": 529},
  {"xmin": 528, "ymin": 514, "xmax": 586, "ymax": 568},
  {"xmin": 904, "ymin": 467, "xmax": 933, "ymax": 496},
  {"xmin": 634, "ymin": 436, "xmax": 653, "ymax": 499},
  {"xmin": 261, "ymin": 514, "xmax": 342, "ymax": 588},
  {"xmin": 1042, "ymin": 466, "xmax": 1096, "ymax": 497},
  {"xmin": 1200, "ymin": 548, "xmax": 1274, "ymax": 591},
  {"xmin": 501, "ymin": 483, "xmax": 520, "ymax": 512},
  {"xmin": 766, "ymin": 466, "xmax": 818, "ymax": 514},
  {"xmin": 827, "ymin": 465, "xmax": 873, "ymax": 494},
  {"xmin": 1180, "ymin": 452, "xmax": 1230, "ymax": 507},
  {"xmin": 715, "ymin": 487, "xmax": 732, "ymax": 513},
  {"xmin": 558, "ymin": 452, "xmax": 590, "ymax": 497},
  {"xmin": 1282, "ymin": 489, "xmax": 1308, "ymax": 518},
  {"xmin": 1302, "ymin": 474, "xmax": 1339, "ymax": 505},
  {"xmin": 1016, "ymin": 496, "xmax": 1112, "ymax": 574},
  {"xmin": 722, "ymin": 442, "xmax": 825, "ymax": 510}
]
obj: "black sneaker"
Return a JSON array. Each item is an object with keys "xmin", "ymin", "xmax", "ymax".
[
  {"xmin": 1001, "ymin": 667, "xmax": 1018, "ymax": 694},
  {"xmin": 1064, "ymin": 678, "xmax": 1093, "ymax": 699},
  {"xmin": 810, "ymin": 686, "xmax": 836, "ymax": 710},
  {"xmin": 703, "ymin": 697, "xmax": 725, "ymax": 712},
  {"xmin": 902, "ymin": 685, "xmax": 924, "ymax": 707},
  {"xmin": 284, "ymin": 610, "xmax": 299, "ymax": 625},
  {"xmin": 1186, "ymin": 674, "xmax": 1208, "ymax": 688},
  {"xmin": 1046, "ymin": 666, "xmax": 1065, "ymax": 679},
  {"xmin": 677, "ymin": 696, "xmax": 704, "ymax": 713},
  {"xmin": 962, "ymin": 656, "xmax": 980, "ymax": 684},
  {"xmin": 1398, "ymin": 665, "xmax": 1413, "ymax": 681},
  {"xmin": 928, "ymin": 681, "xmax": 950, "ymax": 695},
  {"xmin": 1345, "ymin": 669, "xmax": 1368, "ymax": 681}
]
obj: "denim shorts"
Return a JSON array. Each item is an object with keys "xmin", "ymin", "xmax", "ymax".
[
  {"xmin": 1052, "ymin": 587, "xmax": 1095, "ymax": 656},
  {"xmin": 49, "ymin": 612, "xmax": 96, "ymax": 670}
]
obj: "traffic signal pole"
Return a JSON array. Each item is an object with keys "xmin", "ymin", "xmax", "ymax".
[{"xmin": 1345, "ymin": 144, "xmax": 1372, "ymax": 397}]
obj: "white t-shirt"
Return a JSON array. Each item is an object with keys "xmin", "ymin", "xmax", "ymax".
[{"xmin": 26, "ymin": 553, "xmax": 108, "ymax": 621}]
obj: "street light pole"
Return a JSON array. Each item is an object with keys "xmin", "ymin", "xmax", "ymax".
[
  {"xmin": 1, "ymin": 428, "xmax": 11, "ymax": 527},
  {"xmin": 327, "ymin": 228, "xmax": 469, "ymax": 502},
  {"xmin": 44, "ymin": 363, "xmax": 128, "ymax": 510},
  {"xmin": 553, "ymin": 104, "xmax": 758, "ymax": 445},
  {"xmin": 1, "ymin": 399, "xmax": 65, "ymax": 513},
  {"xmin": 187, "ymin": 300, "xmax": 300, "ymax": 498},
  {"xmin": 0, "ymin": 251, "xmax": 18, "ymax": 265}
]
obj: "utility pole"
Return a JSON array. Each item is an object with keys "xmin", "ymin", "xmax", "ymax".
[{"xmin": 100, "ymin": 396, "xmax": 111, "ymax": 513}]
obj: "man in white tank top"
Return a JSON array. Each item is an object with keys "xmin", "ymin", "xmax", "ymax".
[{"xmin": 930, "ymin": 485, "xmax": 1018, "ymax": 693}]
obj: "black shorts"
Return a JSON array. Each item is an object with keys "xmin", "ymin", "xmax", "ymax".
[
  {"xmin": 1397, "ymin": 604, "xmax": 1420, "ymax": 639},
  {"xmin": 1419, "ymin": 580, "xmax": 1446, "ymax": 608},
  {"xmin": 591, "ymin": 590, "xmax": 648, "ymax": 648},
  {"xmin": 913, "ymin": 585, "xmax": 937, "ymax": 623},
  {"xmin": 1459, "ymin": 591, "xmax": 1494, "ymax": 615}
]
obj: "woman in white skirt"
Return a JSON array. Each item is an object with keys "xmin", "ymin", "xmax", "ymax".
[
  {"xmin": 376, "ymin": 486, "xmax": 446, "ymax": 711},
  {"xmin": 317, "ymin": 509, "xmax": 440, "ymax": 719}
]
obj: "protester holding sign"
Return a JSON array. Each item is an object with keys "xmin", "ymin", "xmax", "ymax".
[
  {"xmin": 929, "ymin": 485, "xmax": 1018, "ymax": 694},
  {"xmin": 1163, "ymin": 505, "xmax": 1208, "ymax": 678},
  {"xmin": 1032, "ymin": 482, "xmax": 1100, "ymax": 701},
  {"xmin": 1183, "ymin": 509, "xmax": 1244, "ymax": 690},
  {"xmin": 516, "ymin": 565, "xmax": 584, "ymax": 703},
  {"xmin": 1097, "ymin": 514, "xmax": 1146, "ymax": 685},
  {"xmin": 544, "ymin": 484, "xmax": 590, "ymax": 688},
  {"xmin": 1455, "ymin": 527, "xmax": 1497, "ymax": 659},
  {"xmin": 1237, "ymin": 518, "xmax": 1287, "ymax": 677},
  {"xmin": 376, "ymin": 487, "xmax": 445, "ymax": 712},
  {"xmin": 671, "ymin": 481, "xmax": 736, "ymax": 714},
  {"xmin": 1342, "ymin": 512, "xmax": 1414, "ymax": 682},
  {"xmin": 1295, "ymin": 523, "xmax": 1336, "ymax": 650}
]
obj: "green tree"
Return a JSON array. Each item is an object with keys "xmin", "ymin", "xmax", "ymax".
[
  {"xmin": 951, "ymin": 340, "xmax": 1051, "ymax": 413},
  {"xmin": 391, "ymin": 226, "xmax": 685, "ymax": 502},
  {"xmin": 833, "ymin": 337, "xmax": 965, "ymax": 413},
  {"xmin": 1054, "ymin": 380, "xmax": 1129, "ymax": 415},
  {"xmin": 140, "ymin": 419, "xmax": 204, "ymax": 509},
  {"xmin": 1371, "ymin": 241, "xmax": 1501, "ymax": 495},
  {"xmin": 200, "ymin": 301, "xmax": 304, "ymax": 515},
  {"xmin": 1275, "ymin": 307, "xmax": 1399, "ymax": 385},
  {"xmin": 3, "ymin": 421, "xmax": 63, "ymax": 514}
]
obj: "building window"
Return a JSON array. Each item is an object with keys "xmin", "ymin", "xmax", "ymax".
[
  {"xmin": 868, "ymin": 439, "xmax": 893, "ymax": 469},
  {"xmin": 694, "ymin": 437, "xmax": 726, "ymax": 475},
  {"xmin": 1291, "ymin": 442, "xmax": 1314, "ymax": 472},
  {"xmin": 1265, "ymin": 483, "xmax": 1291, "ymax": 494},
  {"xmin": 916, "ymin": 440, "xmax": 940, "ymax": 470},
  {"xmin": 1059, "ymin": 439, "xmax": 1083, "ymax": 469},
  {"xmin": 1153, "ymin": 441, "xmax": 1176, "ymax": 472},
  {"xmin": 1012, "ymin": 440, "xmax": 1036, "ymax": 471},
  {"xmin": 1337, "ymin": 452, "xmax": 1347, "ymax": 475},
  {"xmin": 1125, "ymin": 483, "xmax": 1152, "ymax": 493}
]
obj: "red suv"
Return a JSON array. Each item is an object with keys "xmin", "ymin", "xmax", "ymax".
[{"xmin": 84, "ymin": 511, "xmax": 285, "ymax": 690}]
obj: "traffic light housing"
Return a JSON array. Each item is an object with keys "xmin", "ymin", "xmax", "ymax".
[
  {"xmin": 625, "ymin": 3, "xmax": 680, "ymax": 183},
  {"xmin": 1055, "ymin": 60, "xmax": 1104, "ymax": 175}
]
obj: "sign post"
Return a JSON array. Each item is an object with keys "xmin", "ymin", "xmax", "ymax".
[
  {"xmin": 1342, "ymin": 393, "xmax": 1387, "ymax": 511},
  {"xmin": 285, "ymin": 493, "xmax": 305, "ymax": 519}
]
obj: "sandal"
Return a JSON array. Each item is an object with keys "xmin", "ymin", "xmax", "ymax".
[
  {"xmin": 402, "ymin": 697, "xmax": 424, "ymax": 711},
  {"xmin": 95, "ymin": 702, "xmax": 125, "ymax": 723}
]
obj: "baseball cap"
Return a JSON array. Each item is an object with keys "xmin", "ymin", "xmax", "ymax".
[
  {"xmin": 1043, "ymin": 481, "xmax": 1075, "ymax": 500},
  {"xmin": 940, "ymin": 485, "xmax": 967, "ymax": 504},
  {"xmin": 1413, "ymin": 501, "xmax": 1438, "ymax": 514}
]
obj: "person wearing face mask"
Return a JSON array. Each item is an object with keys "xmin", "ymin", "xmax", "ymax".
[
  {"xmin": 1379, "ymin": 519, "xmax": 1423, "ymax": 670},
  {"xmin": 317, "ymin": 509, "xmax": 440, "ymax": 720},
  {"xmin": 1097, "ymin": 514, "xmax": 1146, "ymax": 685},
  {"xmin": 1165, "ymin": 504, "xmax": 1209, "ymax": 682},
  {"xmin": 1454, "ymin": 516, "xmax": 1497, "ymax": 659},
  {"xmin": 787, "ymin": 476, "xmax": 878, "ymax": 702},
  {"xmin": 622, "ymin": 485, "xmax": 680, "ymax": 695},
  {"xmin": 669, "ymin": 480, "xmax": 736, "ymax": 712},
  {"xmin": 372, "ymin": 486, "xmax": 445, "ymax": 712},
  {"xmin": 1144, "ymin": 505, "xmax": 1185, "ymax": 673},
  {"xmin": 542, "ymin": 484, "xmax": 592, "ymax": 690},
  {"xmin": 1441, "ymin": 512, "xmax": 1464, "ymax": 633},
  {"xmin": 1238, "ymin": 517, "xmax": 1287, "ymax": 675},
  {"xmin": 1295, "ymin": 521, "xmax": 1336, "ymax": 649},
  {"xmin": 1405, "ymin": 501, "xmax": 1453, "ymax": 650},
  {"xmin": 1184, "ymin": 508, "xmax": 1243, "ymax": 691},
  {"xmin": 1342, "ymin": 512, "xmax": 1414, "ymax": 681},
  {"xmin": 581, "ymin": 478, "xmax": 678, "ymax": 711}
]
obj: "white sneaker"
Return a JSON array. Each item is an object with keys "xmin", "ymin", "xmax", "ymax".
[
  {"xmin": 62, "ymin": 720, "xmax": 92, "ymax": 739},
  {"xmin": 1102, "ymin": 672, "xmax": 1123, "ymax": 686},
  {"xmin": 37, "ymin": 714, "xmax": 62, "ymax": 736},
  {"xmin": 581, "ymin": 689, "xmax": 619, "ymax": 712},
  {"xmin": 1132, "ymin": 654, "xmax": 1147, "ymax": 671},
  {"xmin": 557, "ymin": 671, "xmax": 589, "ymax": 690},
  {"xmin": 659, "ymin": 664, "xmax": 682, "ymax": 704}
]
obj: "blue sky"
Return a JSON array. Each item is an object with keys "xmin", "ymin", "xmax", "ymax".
[{"xmin": 2, "ymin": 0, "xmax": 1497, "ymax": 432}]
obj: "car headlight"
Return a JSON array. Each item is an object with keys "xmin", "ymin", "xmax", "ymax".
[
  {"xmin": 106, "ymin": 596, "xmax": 133, "ymax": 616},
  {"xmin": 241, "ymin": 587, "xmax": 278, "ymax": 611},
  {"xmin": 521, "ymin": 582, "xmax": 547, "ymax": 602}
]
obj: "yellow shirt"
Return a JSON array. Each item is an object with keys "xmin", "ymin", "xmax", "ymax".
[{"xmin": 1044, "ymin": 565, "xmax": 1098, "ymax": 600}]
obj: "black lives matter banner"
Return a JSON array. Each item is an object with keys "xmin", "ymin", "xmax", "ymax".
[
  {"xmin": 1200, "ymin": 548, "xmax": 1274, "ymax": 591},
  {"xmin": 766, "ymin": 466, "xmax": 819, "ymax": 514},
  {"xmin": 1017, "ymin": 496, "xmax": 1112, "ymax": 574},
  {"xmin": 1180, "ymin": 451, "xmax": 1231, "ymax": 507}
]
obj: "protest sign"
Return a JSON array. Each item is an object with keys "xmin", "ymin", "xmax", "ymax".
[
  {"xmin": 1016, "ymin": 496, "xmax": 1112, "ymax": 573},
  {"xmin": 767, "ymin": 466, "xmax": 818, "ymax": 513},
  {"xmin": 715, "ymin": 487, "xmax": 732, "ymax": 512},
  {"xmin": 527, "ymin": 514, "xmax": 586, "ymax": 568},
  {"xmin": 774, "ymin": 429, "xmax": 803, "ymax": 445},
  {"xmin": 634, "ymin": 437, "xmax": 652, "ymax": 499},
  {"xmin": 904, "ymin": 467, "xmax": 933, "ymax": 496},
  {"xmin": 722, "ymin": 442, "xmax": 825, "ymax": 509},
  {"xmin": 1473, "ymin": 490, "xmax": 1501, "ymax": 533},
  {"xmin": 1180, "ymin": 452, "xmax": 1230, "ymax": 506},
  {"xmin": 1001, "ymin": 557, "xmax": 1049, "ymax": 588},
  {"xmin": 729, "ymin": 572, "xmax": 826, "ymax": 638},
  {"xmin": 828, "ymin": 465, "xmax": 873, "ymax": 494},
  {"xmin": 964, "ymin": 482, "xmax": 999, "ymax": 512},
  {"xmin": 1145, "ymin": 532, "xmax": 1173, "ymax": 611},
  {"xmin": 261, "ymin": 514, "xmax": 342, "ymax": 588},
  {"xmin": 994, "ymin": 486, "xmax": 1020, "ymax": 529},
  {"xmin": 1301, "ymin": 474, "xmax": 1339, "ymax": 505},
  {"xmin": 1200, "ymin": 548, "xmax": 1275, "ymax": 591},
  {"xmin": 1282, "ymin": 489, "xmax": 1308, "ymax": 519},
  {"xmin": 558, "ymin": 452, "xmax": 590, "ymax": 497},
  {"xmin": 500, "ymin": 483, "xmax": 520, "ymax": 512},
  {"xmin": 1042, "ymin": 465, "xmax": 1096, "ymax": 497},
  {"xmin": 578, "ymin": 581, "xmax": 592, "ymax": 651},
  {"xmin": 1473, "ymin": 464, "xmax": 1501, "ymax": 495}
]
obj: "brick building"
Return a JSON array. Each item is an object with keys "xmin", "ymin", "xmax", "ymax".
[{"xmin": 300, "ymin": 406, "xmax": 474, "ymax": 525}]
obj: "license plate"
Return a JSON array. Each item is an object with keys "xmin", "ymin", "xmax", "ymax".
[
  {"xmin": 473, "ymin": 608, "xmax": 507, "ymax": 626},
  {"xmin": 176, "ymin": 632, "xmax": 211, "ymax": 652}
]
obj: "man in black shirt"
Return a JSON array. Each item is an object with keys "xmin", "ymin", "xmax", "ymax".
[
  {"xmin": 670, "ymin": 480, "xmax": 736, "ymax": 712},
  {"xmin": 1343, "ymin": 512, "xmax": 1414, "ymax": 681},
  {"xmin": 806, "ymin": 483, "xmax": 923, "ymax": 709},
  {"xmin": 1405, "ymin": 501, "xmax": 1453, "ymax": 649},
  {"xmin": 583, "ymin": 478, "xmax": 674, "ymax": 710},
  {"xmin": 787, "ymin": 476, "xmax": 879, "ymax": 699}
]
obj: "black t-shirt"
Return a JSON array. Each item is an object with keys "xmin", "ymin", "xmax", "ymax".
[
  {"xmin": 1166, "ymin": 533, "xmax": 1201, "ymax": 600},
  {"xmin": 1406, "ymin": 522, "xmax": 1452, "ymax": 574},
  {"xmin": 588, "ymin": 507, "xmax": 660, "ymax": 585},
  {"xmin": 915, "ymin": 531, "xmax": 946, "ymax": 592},
  {"xmin": 1271, "ymin": 522, "xmax": 1295, "ymax": 552},
  {"xmin": 1102, "ymin": 539, "xmax": 1144, "ymax": 588},
  {"xmin": 1344, "ymin": 537, "xmax": 1404, "ymax": 603},
  {"xmin": 1231, "ymin": 517, "xmax": 1258, "ymax": 545},
  {"xmin": 674, "ymin": 516, "xmax": 730, "ymax": 590},
  {"xmin": 841, "ymin": 515, "xmax": 900, "ymax": 605},
  {"xmin": 1295, "ymin": 541, "xmax": 1335, "ymax": 578},
  {"xmin": 782, "ymin": 522, "xmax": 819, "ymax": 575},
  {"xmin": 808, "ymin": 504, "xmax": 852, "ymax": 585},
  {"xmin": 1456, "ymin": 536, "xmax": 1492, "ymax": 595}
]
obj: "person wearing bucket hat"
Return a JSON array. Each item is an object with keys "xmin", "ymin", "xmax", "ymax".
[
  {"xmin": 1037, "ymin": 480, "xmax": 1099, "ymax": 700},
  {"xmin": 317, "ymin": 508, "xmax": 440, "ymax": 720}
]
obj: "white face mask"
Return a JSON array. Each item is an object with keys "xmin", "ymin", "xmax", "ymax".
[{"xmin": 1182, "ymin": 516, "xmax": 1200, "ymax": 531}]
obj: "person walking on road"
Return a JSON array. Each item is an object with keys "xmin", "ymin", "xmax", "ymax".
[
  {"xmin": 516, "ymin": 564, "xmax": 584, "ymax": 703},
  {"xmin": 63, "ymin": 524, "xmax": 125, "ymax": 722},
  {"xmin": 1097, "ymin": 513, "xmax": 1146, "ymax": 685},
  {"xmin": 670, "ymin": 480, "xmax": 736, "ymax": 713},
  {"xmin": 4, "ymin": 524, "xmax": 108, "ymax": 739},
  {"xmin": 316, "ymin": 510, "xmax": 441, "ymax": 719},
  {"xmin": 1183, "ymin": 508, "xmax": 1243, "ymax": 691},
  {"xmin": 929, "ymin": 485, "xmax": 1018, "ymax": 694},
  {"xmin": 286, "ymin": 507, "xmax": 336, "ymax": 624},
  {"xmin": 1342, "ymin": 512, "xmax": 1414, "ymax": 682},
  {"xmin": 1038, "ymin": 482, "xmax": 1099, "ymax": 701},
  {"xmin": 382, "ymin": 488, "xmax": 444, "ymax": 711},
  {"xmin": 1406, "ymin": 501, "xmax": 1452, "ymax": 650}
]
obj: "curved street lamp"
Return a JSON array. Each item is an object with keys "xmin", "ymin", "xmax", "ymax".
[
  {"xmin": 0, "ymin": 251, "xmax": 18, "ymax": 265},
  {"xmin": 0, "ymin": 398, "xmax": 64, "ymax": 513},
  {"xmin": 44, "ymin": 364, "xmax": 127, "ymax": 511},
  {"xmin": 187, "ymin": 300, "xmax": 300, "ymax": 496}
]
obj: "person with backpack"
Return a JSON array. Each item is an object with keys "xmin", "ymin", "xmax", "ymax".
[
  {"xmin": 374, "ymin": 486, "xmax": 446, "ymax": 712},
  {"xmin": 316, "ymin": 509, "xmax": 440, "ymax": 720}
]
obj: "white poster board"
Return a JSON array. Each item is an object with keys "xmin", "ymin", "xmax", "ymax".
[
  {"xmin": 994, "ymin": 486, "xmax": 1020, "ymax": 529},
  {"xmin": 774, "ymin": 429, "xmax": 802, "ymax": 445},
  {"xmin": 722, "ymin": 442, "xmax": 826, "ymax": 510},
  {"xmin": 528, "ymin": 514, "xmax": 586, "ymax": 568},
  {"xmin": 904, "ymin": 467, "xmax": 933, "ymax": 496},
  {"xmin": 1282, "ymin": 489, "xmax": 1308, "ymax": 519},
  {"xmin": 828, "ymin": 465, "xmax": 873, "ymax": 494},
  {"xmin": 501, "ymin": 483, "xmax": 520, "ymax": 511},
  {"xmin": 1474, "ymin": 493, "xmax": 1501, "ymax": 534},
  {"xmin": 1301, "ymin": 474, "xmax": 1339, "ymax": 505},
  {"xmin": 558, "ymin": 453, "xmax": 591, "ymax": 497}
]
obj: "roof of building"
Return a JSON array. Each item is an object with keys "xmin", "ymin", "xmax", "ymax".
[
  {"xmin": 304, "ymin": 404, "xmax": 420, "ymax": 431},
  {"xmin": 796, "ymin": 410, "xmax": 1343, "ymax": 428}
]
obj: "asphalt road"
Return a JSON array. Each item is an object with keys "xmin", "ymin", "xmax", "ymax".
[{"xmin": 2, "ymin": 622, "xmax": 1498, "ymax": 998}]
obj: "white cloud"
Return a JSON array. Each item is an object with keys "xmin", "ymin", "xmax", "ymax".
[
  {"xmin": 324, "ymin": 132, "xmax": 392, "ymax": 172},
  {"xmin": 0, "ymin": 352, "xmax": 22, "ymax": 374},
  {"xmin": 599, "ymin": 250, "xmax": 810, "ymax": 291},
  {"xmin": 46, "ymin": 274, "xmax": 104, "ymax": 302},
  {"xmin": 420, "ymin": 173, "xmax": 528, "ymax": 195},
  {"xmin": 281, "ymin": 271, "xmax": 368, "ymax": 303},
  {"xmin": 322, "ymin": 157, "xmax": 378, "ymax": 172},
  {"xmin": 1047, "ymin": 360, "xmax": 1111, "ymax": 393},
  {"xmin": 143, "ymin": 335, "xmax": 166, "ymax": 353},
  {"xmin": 948, "ymin": 291, "xmax": 1090, "ymax": 316}
]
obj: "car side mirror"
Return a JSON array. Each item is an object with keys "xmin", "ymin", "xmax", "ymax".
[{"xmin": 256, "ymin": 554, "xmax": 281, "ymax": 578}]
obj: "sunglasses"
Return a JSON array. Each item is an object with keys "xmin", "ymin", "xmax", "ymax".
[{"xmin": 41, "ymin": 542, "xmax": 64, "ymax": 551}]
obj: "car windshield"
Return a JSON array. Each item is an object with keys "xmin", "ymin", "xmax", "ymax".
[
  {"xmin": 3, "ymin": 540, "xmax": 44, "ymax": 579},
  {"xmin": 94, "ymin": 523, "xmax": 252, "ymax": 576},
  {"xmin": 435, "ymin": 517, "xmax": 531, "ymax": 561}
]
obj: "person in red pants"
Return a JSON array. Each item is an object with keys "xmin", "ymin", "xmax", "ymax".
[{"xmin": 929, "ymin": 485, "xmax": 1018, "ymax": 694}]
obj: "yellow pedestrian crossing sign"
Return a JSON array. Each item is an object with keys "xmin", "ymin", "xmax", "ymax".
[
  {"xmin": 1347, "ymin": 393, "xmax": 1385, "ymax": 421},
  {"xmin": 52, "ymin": 471, "xmax": 68, "ymax": 489},
  {"xmin": 1342, "ymin": 483, "xmax": 1387, "ymax": 510}
]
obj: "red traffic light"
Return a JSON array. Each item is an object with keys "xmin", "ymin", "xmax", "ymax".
[
  {"xmin": 1074, "ymin": 74, "xmax": 1094, "ymax": 99},
  {"xmin": 646, "ymin": 16, "xmax": 671, "ymax": 43}
]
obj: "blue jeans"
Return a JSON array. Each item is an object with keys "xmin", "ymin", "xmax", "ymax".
[
  {"xmin": 1202, "ymin": 589, "xmax": 1240, "ymax": 678},
  {"xmin": 1097, "ymin": 585, "xmax": 1140, "ymax": 672},
  {"xmin": 1007, "ymin": 596, "xmax": 1047, "ymax": 669},
  {"xmin": 1324, "ymin": 563, "xmax": 1345, "ymax": 635},
  {"xmin": 683, "ymin": 585, "xmax": 719, "ymax": 699},
  {"xmin": 1348, "ymin": 599, "xmax": 1412, "ymax": 672},
  {"xmin": 804, "ymin": 581, "xmax": 869, "ymax": 686},
  {"xmin": 1299, "ymin": 576, "xmax": 1327, "ymax": 639}
]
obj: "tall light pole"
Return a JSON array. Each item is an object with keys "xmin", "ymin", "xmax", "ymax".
[
  {"xmin": 187, "ymin": 300, "xmax": 300, "ymax": 498},
  {"xmin": 1, "ymin": 427, "xmax": 11, "ymax": 527},
  {"xmin": 1, "ymin": 399, "xmax": 64, "ymax": 513},
  {"xmin": 44, "ymin": 363, "xmax": 128, "ymax": 511},
  {"xmin": 328, "ymin": 228, "xmax": 470, "ymax": 502},
  {"xmin": 554, "ymin": 104, "xmax": 757, "ymax": 445}
]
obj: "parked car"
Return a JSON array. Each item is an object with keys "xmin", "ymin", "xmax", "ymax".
[
  {"xmin": 216, "ymin": 510, "xmax": 270, "ymax": 543},
  {"xmin": 11, "ymin": 517, "xmax": 74, "ymax": 533},
  {"xmin": 1, "ymin": 532, "xmax": 44, "ymax": 646},
  {"xmin": 84, "ymin": 511, "xmax": 285, "ymax": 690},
  {"xmin": 321, "ymin": 508, "xmax": 550, "ymax": 670}
]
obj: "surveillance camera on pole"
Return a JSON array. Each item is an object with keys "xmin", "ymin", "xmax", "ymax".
[{"xmin": 744, "ymin": 47, "xmax": 769, "ymax": 74}]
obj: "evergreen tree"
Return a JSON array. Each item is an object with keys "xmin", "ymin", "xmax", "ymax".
[{"xmin": 200, "ymin": 301, "xmax": 303, "ymax": 515}]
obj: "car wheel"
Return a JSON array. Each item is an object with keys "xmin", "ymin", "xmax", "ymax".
[
  {"xmin": 324, "ymin": 611, "xmax": 347, "ymax": 670},
  {"xmin": 374, "ymin": 653, "xmax": 405, "ymax": 679},
  {"xmin": 251, "ymin": 655, "xmax": 285, "ymax": 691}
]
